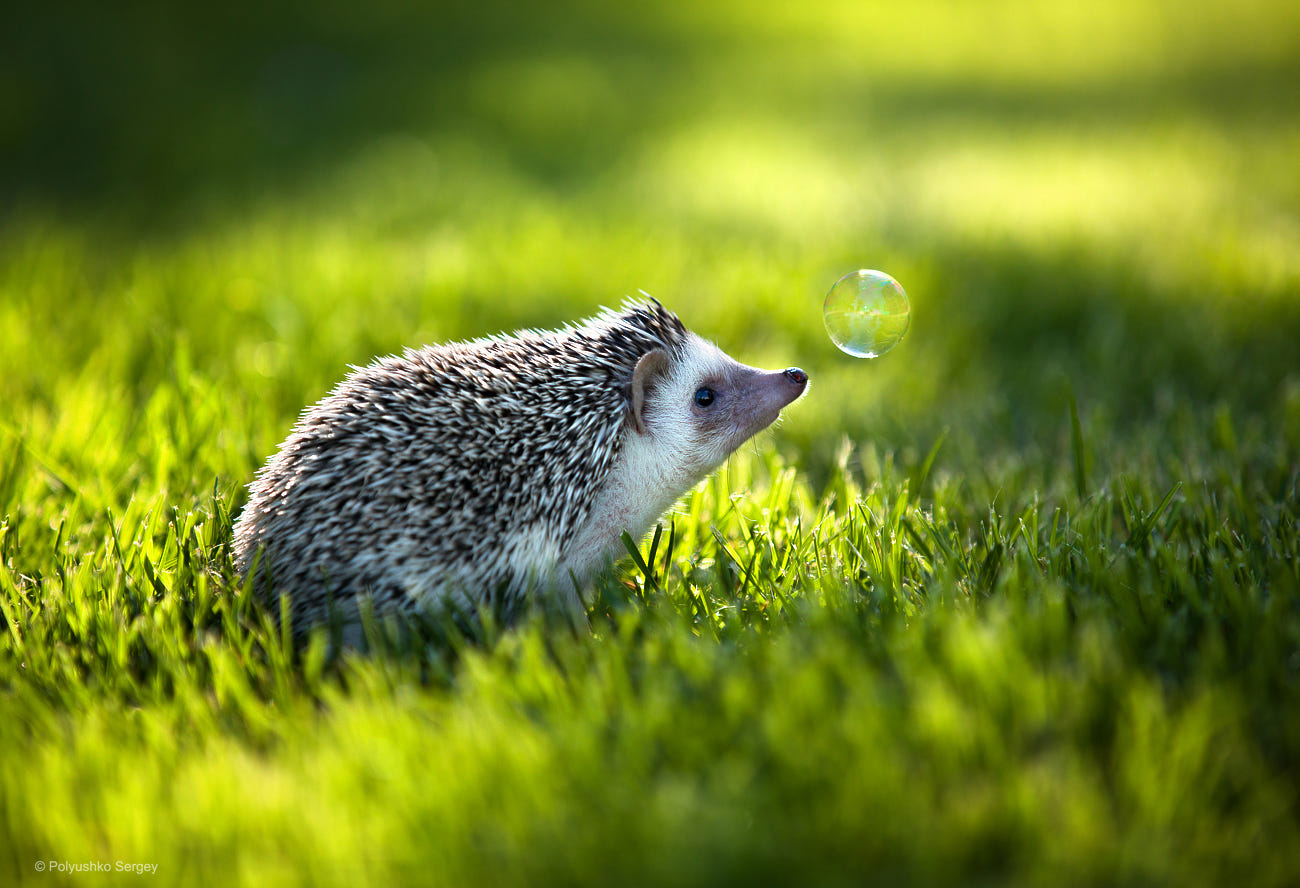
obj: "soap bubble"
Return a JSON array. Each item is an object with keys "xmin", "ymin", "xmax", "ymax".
[{"xmin": 823, "ymin": 269, "xmax": 910, "ymax": 358}]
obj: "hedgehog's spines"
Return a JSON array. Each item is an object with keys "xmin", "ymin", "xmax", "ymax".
[{"xmin": 233, "ymin": 300, "xmax": 695, "ymax": 634}]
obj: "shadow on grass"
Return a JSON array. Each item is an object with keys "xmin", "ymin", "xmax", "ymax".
[
  {"xmin": 5, "ymin": 1, "xmax": 1299, "ymax": 229},
  {"xmin": 787, "ymin": 231, "xmax": 1300, "ymax": 489}
]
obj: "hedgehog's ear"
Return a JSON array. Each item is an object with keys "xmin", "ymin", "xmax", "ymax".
[{"xmin": 631, "ymin": 349, "xmax": 671, "ymax": 435}]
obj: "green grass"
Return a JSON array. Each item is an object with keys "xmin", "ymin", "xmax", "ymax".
[{"xmin": 3, "ymin": 1, "xmax": 1300, "ymax": 885}]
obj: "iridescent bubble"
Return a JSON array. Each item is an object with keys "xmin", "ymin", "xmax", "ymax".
[{"xmin": 823, "ymin": 269, "xmax": 910, "ymax": 358}]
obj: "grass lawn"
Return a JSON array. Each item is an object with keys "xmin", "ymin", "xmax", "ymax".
[{"xmin": 3, "ymin": 1, "xmax": 1299, "ymax": 884}]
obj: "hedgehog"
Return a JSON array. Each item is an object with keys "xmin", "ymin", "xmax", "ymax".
[{"xmin": 232, "ymin": 299, "xmax": 808, "ymax": 634}]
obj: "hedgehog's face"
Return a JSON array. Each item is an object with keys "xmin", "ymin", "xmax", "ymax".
[{"xmin": 630, "ymin": 334, "xmax": 808, "ymax": 485}]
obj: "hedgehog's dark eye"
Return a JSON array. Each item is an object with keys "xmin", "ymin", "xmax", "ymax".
[{"xmin": 694, "ymin": 387, "xmax": 716, "ymax": 408}]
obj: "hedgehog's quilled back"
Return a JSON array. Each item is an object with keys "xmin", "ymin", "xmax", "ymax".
[{"xmin": 233, "ymin": 299, "xmax": 807, "ymax": 637}]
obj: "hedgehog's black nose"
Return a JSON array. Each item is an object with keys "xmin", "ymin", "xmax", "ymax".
[{"xmin": 784, "ymin": 367, "xmax": 808, "ymax": 386}]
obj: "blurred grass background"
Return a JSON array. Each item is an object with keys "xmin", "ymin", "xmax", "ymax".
[
  {"xmin": 4, "ymin": 0, "xmax": 1299, "ymax": 468},
  {"xmin": 2, "ymin": 1, "xmax": 1300, "ymax": 885}
]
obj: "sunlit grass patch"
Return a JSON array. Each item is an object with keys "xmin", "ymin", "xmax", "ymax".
[{"xmin": 3, "ymin": 0, "xmax": 1300, "ymax": 884}]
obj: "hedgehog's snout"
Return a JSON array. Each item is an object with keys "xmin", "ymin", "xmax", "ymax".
[
  {"xmin": 781, "ymin": 368, "xmax": 810, "ymax": 403},
  {"xmin": 777, "ymin": 366, "xmax": 809, "ymax": 410}
]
